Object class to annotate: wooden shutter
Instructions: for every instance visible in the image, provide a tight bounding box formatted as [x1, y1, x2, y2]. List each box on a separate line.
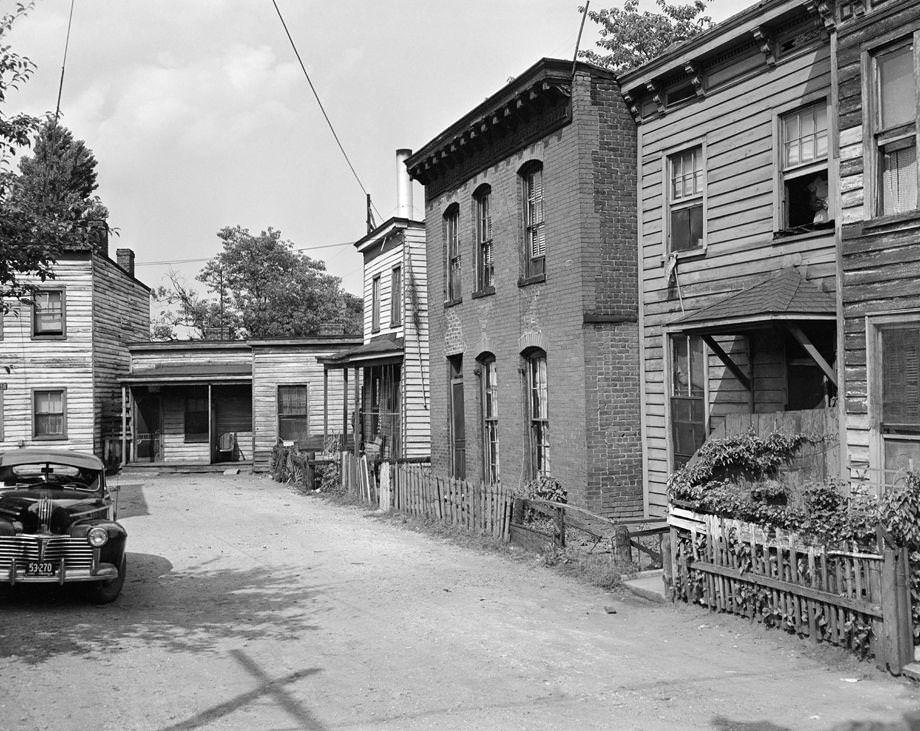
[882, 328, 920, 430]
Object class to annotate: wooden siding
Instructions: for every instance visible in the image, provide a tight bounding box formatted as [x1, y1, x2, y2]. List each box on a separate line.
[400, 225, 431, 458]
[92, 255, 150, 453]
[130, 344, 250, 371]
[837, 0, 920, 474]
[159, 388, 211, 463]
[638, 42, 836, 516]
[0, 257, 96, 452]
[251, 346, 348, 467]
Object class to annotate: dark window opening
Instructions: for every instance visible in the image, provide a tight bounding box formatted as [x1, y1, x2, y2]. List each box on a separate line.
[278, 385, 309, 443]
[783, 170, 832, 231]
[448, 355, 465, 479]
[184, 396, 209, 443]
[670, 204, 704, 252]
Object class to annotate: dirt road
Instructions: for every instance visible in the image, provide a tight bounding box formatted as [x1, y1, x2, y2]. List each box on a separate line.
[1, 472, 919, 730]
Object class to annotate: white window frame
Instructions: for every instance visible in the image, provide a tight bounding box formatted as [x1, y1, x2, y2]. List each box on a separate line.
[663, 330, 710, 471]
[663, 140, 707, 256]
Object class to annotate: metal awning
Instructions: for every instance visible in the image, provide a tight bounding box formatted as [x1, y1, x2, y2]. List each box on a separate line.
[120, 363, 252, 385]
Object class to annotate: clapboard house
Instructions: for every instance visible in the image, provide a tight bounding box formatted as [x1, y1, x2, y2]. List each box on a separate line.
[120, 338, 359, 470]
[0, 245, 150, 462]
[835, 0, 920, 489]
[320, 150, 431, 462]
[619, 0, 841, 516]
[406, 59, 642, 518]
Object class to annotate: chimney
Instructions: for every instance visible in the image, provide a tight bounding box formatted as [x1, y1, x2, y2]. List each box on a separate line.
[116, 248, 135, 278]
[396, 148, 413, 219]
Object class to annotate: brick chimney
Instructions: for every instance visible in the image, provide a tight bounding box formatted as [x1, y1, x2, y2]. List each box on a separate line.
[116, 248, 135, 278]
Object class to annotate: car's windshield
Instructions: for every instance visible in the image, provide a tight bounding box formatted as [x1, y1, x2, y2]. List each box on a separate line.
[0, 463, 102, 492]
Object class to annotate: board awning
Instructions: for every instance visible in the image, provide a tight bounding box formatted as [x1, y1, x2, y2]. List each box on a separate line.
[318, 334, 405, 369]
[669, 268, 836, 335]
[120, 362, 252, 385]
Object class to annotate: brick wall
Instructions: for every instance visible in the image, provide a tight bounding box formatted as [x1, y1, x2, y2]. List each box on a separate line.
[422, 65, 641, 518]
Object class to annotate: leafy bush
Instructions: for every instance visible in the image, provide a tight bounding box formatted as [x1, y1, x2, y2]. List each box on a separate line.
[516, 475, 567, 504]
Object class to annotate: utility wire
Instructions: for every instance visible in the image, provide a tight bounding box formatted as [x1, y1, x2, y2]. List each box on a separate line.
[270, 0, 383, 222]
[54, 0, 76, 123]
[134, 240, 357, 267]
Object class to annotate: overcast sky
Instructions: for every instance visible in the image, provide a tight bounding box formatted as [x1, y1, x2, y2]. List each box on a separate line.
[6, 0, 739, 298]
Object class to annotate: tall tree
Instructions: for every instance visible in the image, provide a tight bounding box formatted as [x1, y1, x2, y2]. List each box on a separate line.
[579, 0, 711, 74]
[152, 271, 232, 341]
[0, 3, 107, 311]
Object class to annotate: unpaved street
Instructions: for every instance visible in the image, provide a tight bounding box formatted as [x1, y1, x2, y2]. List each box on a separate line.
[2, 473, 920, 730]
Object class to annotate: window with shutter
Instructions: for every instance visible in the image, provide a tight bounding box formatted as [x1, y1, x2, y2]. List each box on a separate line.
[879, 325, 920, 477]
[474, 186, 494, 292]
[444, 205, 461, 302]
[873, 38, 919, 217]
[390, 266, 402, 327]
[521, 163, 545, 278]
[525, 349, 550, 477]
[371, 275, 381, 332]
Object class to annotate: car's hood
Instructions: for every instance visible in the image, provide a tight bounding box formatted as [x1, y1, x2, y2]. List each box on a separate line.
[0, 489, 109, 528]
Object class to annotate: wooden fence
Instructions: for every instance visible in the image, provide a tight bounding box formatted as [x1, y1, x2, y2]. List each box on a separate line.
[707, 408, 839, 484]
[339, 453, 513, 542]
[668, 506, 914, 674]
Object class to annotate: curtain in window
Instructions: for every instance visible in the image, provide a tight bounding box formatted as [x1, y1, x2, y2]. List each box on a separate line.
[34, 291, 63, 334]
[34, 390, 64, 436]
[278, 386, 308, 442]
[881, 142, 918, 215]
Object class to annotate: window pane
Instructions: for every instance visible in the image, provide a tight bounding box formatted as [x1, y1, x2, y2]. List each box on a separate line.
[882, 327, 920, 430]
[672, 337, 689, 396]
[878, 43, 916, 130]
[881, 140, 919, 215]
[34, 291, 63, 335]
[783, 102, 828, 168]
[671, 204, 703, 251]
[689, 336, 705, 397]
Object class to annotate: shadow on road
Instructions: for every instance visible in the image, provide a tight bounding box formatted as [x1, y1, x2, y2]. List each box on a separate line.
[111, 481, 149, 519]
[0, 551, 325, 665]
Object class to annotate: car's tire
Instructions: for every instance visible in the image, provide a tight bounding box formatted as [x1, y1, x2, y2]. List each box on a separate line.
[89, 554, 126, 604]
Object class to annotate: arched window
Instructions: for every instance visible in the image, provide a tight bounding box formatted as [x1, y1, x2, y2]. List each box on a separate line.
[443, 203, 461, 302]
[523, 348, 549, 477]
[473, 184, 494, 292]
[519, 161, 545, 279]
[478, 353, 499, 484]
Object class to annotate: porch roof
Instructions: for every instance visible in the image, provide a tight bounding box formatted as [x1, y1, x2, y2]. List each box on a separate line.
[120, 362, 252, 385]
[670, 268, 835, 335]
[318, 333, 404, 368]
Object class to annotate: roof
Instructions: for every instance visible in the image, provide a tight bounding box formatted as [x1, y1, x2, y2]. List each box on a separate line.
[670, 268, 836, 334]
[354, 217, 424, 253]
[0, 448, 104, 471]
[318, 333, 404, 368]
[406, 58, 616, 186]
[120, 362, 252, 384]
[128, 337, 362, 351]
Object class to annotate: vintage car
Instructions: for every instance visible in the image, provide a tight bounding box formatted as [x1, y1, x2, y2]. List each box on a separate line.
[0, 448, 126, 603]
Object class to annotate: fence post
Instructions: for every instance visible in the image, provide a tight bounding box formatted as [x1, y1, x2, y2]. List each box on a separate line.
[879, 544, 914, 674]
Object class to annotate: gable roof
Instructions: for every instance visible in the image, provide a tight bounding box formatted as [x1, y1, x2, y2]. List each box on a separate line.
[671, 268, 835, 334]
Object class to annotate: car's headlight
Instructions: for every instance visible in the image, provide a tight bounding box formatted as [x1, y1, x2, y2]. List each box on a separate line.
[87, 527, 108, 547]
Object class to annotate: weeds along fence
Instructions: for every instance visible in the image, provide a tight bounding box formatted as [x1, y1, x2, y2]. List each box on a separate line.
[668, 506, 914, 674]
[339, 453, 513, 542]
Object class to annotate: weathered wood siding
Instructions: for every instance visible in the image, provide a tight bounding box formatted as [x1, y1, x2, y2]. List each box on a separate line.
[129, 343, 251, 371]
[837, 0, 920, 472]
[251, 345, 349, 469]
[637, 39, 836, 516]
[0, 256, 96, 452]
[400, 225, 431, 459]
[92, 254, 150, 453]
[159, 387, 211, 463]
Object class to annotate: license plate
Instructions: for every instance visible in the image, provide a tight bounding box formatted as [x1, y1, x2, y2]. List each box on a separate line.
[23, 561, 58, 577]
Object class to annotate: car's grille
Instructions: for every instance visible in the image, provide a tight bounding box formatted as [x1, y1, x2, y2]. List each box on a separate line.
[0, 536, 94, 571]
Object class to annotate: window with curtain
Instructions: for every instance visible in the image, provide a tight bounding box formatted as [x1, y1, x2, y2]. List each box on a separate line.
[521, 163, 545, 278]
[33, 389, 65, 438]
[278, 385, 309, 443]
[479, 355, 499, 484]
[32, 290, 64, 337]
[475, 186, 494, 291]
[445, 205, 461, 301]
[526, 350, 550, 477]
[390, 265, 402, 327]
[667, 145, 705, 252]
[873, 39, 919, 216]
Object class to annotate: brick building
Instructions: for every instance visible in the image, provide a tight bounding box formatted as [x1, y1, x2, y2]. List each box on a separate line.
[406, 58, 641, 518]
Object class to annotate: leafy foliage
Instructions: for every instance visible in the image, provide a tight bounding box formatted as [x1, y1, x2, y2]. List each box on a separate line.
[579, 0, 712, 74]
[1, 7, 111, 312]
[154, 226, 363, 340]
[516, 474, 567, 504]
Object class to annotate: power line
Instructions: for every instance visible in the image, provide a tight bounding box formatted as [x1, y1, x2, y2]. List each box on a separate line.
[270, 0, 383, 222]
[53, 0, 76, 124]
[134, 240, 357, 267]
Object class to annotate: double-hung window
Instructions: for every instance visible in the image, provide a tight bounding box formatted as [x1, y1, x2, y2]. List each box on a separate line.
[184, 395, 209, 443]
[780, 101, 831, 230]
[33, 290, 64, 337]
[872, 38, 919, 217]
[522, 163, 545, 278]
[278, 385, 309, 443]
[480, 356, 499, 484]
[526, 350, 550, 477]
[475, 186, 494, 291]
[445, 206, 461, 302]
[371, 275, 381, 333]
[670, 335, 706, 468]
[390, 266, 402, 327]
[33, 389, 66, 439]
[667, 145, 705, 252]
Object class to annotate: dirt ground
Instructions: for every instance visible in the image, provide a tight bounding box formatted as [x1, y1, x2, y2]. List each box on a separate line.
[2, 472, 920, 730]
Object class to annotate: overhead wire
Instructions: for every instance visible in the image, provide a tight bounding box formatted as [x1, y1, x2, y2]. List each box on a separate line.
[134, 240, 358, 267]
[270, 0, 383, 223]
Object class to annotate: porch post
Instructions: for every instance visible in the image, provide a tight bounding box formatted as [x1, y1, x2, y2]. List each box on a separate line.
[121, 385, 127, 467]
[342, 368, 349, 448]
[208, 383, 213, 464]
[323, 368, 329, 446]
[354, 366, 361, 458]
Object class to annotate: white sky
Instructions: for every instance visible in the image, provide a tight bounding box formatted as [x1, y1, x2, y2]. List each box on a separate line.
[6, 0, 741, 298]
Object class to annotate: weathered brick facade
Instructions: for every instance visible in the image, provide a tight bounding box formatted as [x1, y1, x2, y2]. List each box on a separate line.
[407, 59, 641, 518]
